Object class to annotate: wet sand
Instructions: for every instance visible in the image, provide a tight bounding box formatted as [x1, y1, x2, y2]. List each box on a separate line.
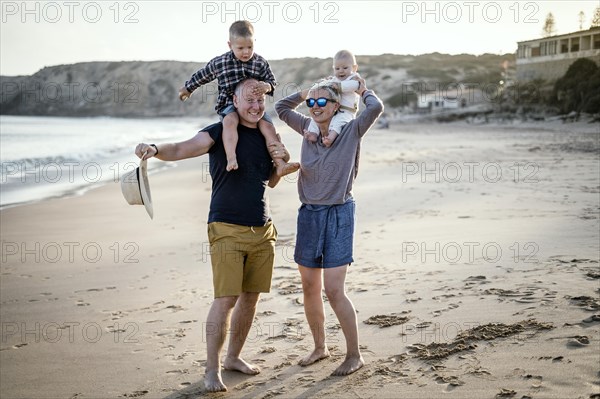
[1, 121, 599, 398]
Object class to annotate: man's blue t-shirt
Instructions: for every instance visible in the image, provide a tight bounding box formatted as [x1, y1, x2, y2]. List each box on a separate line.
[205, 122, 273, 226]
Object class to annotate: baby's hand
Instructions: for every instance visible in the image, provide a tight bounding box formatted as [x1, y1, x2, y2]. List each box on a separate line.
[252, 82, 271, 95]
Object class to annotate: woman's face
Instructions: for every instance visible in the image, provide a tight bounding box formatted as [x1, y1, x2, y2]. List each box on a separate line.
[307, 88, 339, 125]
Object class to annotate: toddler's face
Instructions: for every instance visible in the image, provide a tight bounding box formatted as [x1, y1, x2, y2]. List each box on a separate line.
[229, 36, 254, 62]
[333, 57, 358, 80]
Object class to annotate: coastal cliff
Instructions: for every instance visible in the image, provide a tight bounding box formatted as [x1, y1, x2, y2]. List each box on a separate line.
[0, 53, 513, 118]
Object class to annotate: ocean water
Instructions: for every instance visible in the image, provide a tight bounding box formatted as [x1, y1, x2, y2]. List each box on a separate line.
[0, 115, 212, 208]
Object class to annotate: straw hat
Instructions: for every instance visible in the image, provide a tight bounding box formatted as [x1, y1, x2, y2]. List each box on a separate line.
[120, 158, 153, 219]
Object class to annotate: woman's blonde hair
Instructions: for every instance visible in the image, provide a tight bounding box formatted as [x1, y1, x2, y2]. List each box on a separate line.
[309, 82, 341, 103]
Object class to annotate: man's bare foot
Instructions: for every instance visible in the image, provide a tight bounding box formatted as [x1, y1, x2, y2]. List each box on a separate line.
[223, 356, 261, 375]
[298, 347, 330, 366]
[276, 162, 300, 177]
[331, 355, 364, 376]
[303, 130, 318, 143]
[322, 131, 339, 147]
[204, 369, 227, 392]
[226, 158, 238, 172]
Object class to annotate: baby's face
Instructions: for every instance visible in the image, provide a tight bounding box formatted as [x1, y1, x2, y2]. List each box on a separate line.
[333, 57, 357, 80]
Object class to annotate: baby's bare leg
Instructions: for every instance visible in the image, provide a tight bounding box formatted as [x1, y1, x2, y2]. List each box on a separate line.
[304, 130, 318, 143]
[322, 130, 339, 147]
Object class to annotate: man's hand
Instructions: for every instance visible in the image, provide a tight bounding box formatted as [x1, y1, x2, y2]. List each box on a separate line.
[135, 143, 158, 160]
[179, 86, 191, 101]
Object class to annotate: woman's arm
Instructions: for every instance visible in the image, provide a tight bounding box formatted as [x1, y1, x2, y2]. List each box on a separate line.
[354, 91, 384, 138]
[275, 89, 311, 136]
[347, 76, 383, 137]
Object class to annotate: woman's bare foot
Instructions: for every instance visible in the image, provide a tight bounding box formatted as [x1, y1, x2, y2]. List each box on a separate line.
[223, 356, 261, 375]
[226, 158, 238, 172]
[331, 354, 364, 376]
[204, 368, 227, 392]
[298, 347, 330, 366]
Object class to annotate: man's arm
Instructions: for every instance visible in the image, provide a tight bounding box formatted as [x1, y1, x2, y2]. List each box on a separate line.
[136, 131, 215, 161]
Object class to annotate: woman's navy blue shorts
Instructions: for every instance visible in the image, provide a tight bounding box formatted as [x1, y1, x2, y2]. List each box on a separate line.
[294, 199, 355, 268]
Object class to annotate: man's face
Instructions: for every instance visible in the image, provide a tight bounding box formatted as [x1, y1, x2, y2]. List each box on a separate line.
[233, 82, 265, 127]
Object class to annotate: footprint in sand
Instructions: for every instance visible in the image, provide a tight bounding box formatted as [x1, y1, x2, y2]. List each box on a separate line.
[260, 346, 276, 353]
[258, 310, 276, 316]
[463, 275, 490, 289]
[582, 314, 600, 324]
[74, 288, 103, 293]
[566, 295, 600, 311]
[166, 369, 188, 374]
[364, 312, 411, 328]
[496, 388, 517, 397]
[566, 335, 590, 348]
[122, 390, 148, 398]
[523, 374, 543, 388]
[434, 374, 464, 387]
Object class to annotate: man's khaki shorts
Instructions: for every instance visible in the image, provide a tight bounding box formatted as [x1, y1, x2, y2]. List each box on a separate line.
[207, 221, 277, 298]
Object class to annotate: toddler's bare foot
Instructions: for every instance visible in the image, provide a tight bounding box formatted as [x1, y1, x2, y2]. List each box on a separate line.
[223, 356, 261, 375]
[226, 158, 238, 172]
[303, 130, 318, 143]
[331, 354, 364, 376]
[322, 131, 339, 147]
[204, 369, 227, 392]
[298, 347, 330, 366]
[276, 162, 300, 177]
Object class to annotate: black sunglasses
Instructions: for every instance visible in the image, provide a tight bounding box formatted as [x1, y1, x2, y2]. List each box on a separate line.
[306, 97, 337, 108]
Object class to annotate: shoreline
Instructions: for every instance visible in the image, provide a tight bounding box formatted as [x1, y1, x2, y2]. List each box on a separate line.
[0, 115, 213, 210]
[2, 117, 597, 211]
[0, 162, 177, 211]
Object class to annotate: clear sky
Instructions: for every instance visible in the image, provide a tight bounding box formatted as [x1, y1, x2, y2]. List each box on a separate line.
[1, 0, 598, 76]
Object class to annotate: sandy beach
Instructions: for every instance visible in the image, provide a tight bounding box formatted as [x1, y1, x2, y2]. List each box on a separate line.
[1, 120, 599, 399]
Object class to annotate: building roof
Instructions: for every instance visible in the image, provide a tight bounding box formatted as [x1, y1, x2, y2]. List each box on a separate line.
[517, 26, 600, 45]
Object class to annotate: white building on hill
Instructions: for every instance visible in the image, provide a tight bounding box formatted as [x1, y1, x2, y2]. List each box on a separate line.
[516, 27, 600, 81]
